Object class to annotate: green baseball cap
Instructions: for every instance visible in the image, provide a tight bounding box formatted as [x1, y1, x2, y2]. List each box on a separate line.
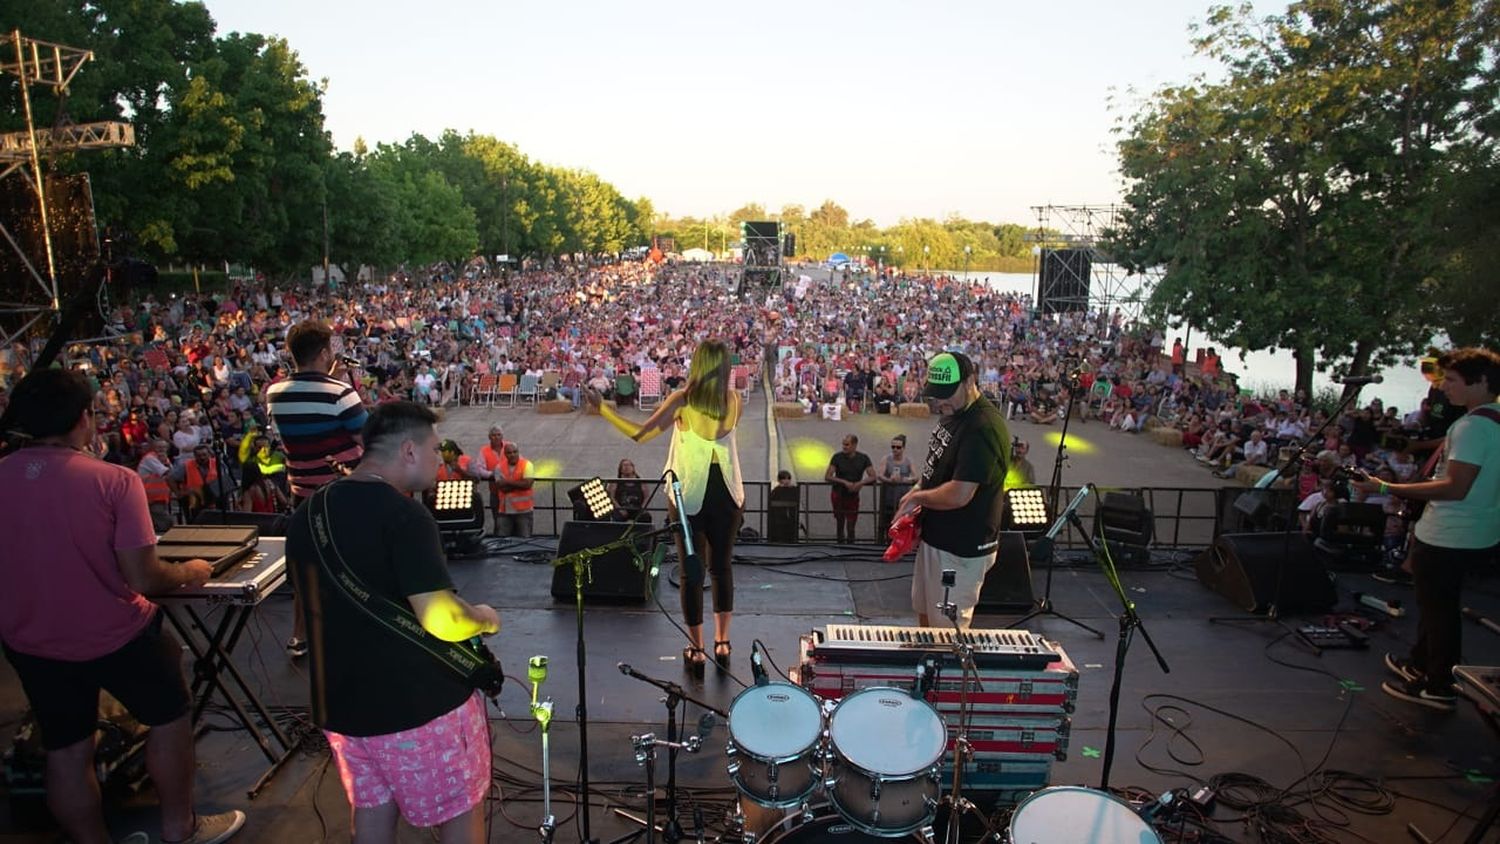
[924, 351, 975, 400]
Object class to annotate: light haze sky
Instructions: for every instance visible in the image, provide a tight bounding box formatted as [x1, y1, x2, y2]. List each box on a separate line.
[203, 0, 1244, 226]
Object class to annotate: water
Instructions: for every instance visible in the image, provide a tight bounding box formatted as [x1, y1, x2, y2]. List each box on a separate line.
[941, 270, 1432, 413]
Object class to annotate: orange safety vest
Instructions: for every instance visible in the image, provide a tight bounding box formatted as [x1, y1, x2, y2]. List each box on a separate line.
[437, 455, 472, 482]
[495, 457, 533, 514]
[480, 444, 504, 497]
[184, 459, 218, 492]
[140, 471, 172, 505]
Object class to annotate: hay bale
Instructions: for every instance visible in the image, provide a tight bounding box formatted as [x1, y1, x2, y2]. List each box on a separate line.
[897, 403, 931, 419]
[1235, 464, 1273, 485]
[1149, 427, 1183, 447]
[583, 400, 616, 416]
[538, 399, 573, 415]
[773, 402, 806, 419]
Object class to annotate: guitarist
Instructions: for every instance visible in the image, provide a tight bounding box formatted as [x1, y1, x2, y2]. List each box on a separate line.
[1353, 348, 1500, 711]
[286, 401, 499, 843]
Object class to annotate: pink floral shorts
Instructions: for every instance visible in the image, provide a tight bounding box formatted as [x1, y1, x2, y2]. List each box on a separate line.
[324, 692, 491, 827]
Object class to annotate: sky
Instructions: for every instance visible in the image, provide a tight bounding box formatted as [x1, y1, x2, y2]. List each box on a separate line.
[202, 0, 1245, 227]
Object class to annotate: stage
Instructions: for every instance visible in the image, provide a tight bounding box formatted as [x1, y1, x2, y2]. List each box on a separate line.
[2, 539, 1497, 843]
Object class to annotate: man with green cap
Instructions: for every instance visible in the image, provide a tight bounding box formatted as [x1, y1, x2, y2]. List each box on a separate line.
[895, 351, 1012, 628]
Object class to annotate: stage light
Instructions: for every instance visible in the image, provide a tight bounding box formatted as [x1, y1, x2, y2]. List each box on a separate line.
[1004, 487, 1051, 534]
[568, 478, 616, 521]
[426, 480, 484, 548]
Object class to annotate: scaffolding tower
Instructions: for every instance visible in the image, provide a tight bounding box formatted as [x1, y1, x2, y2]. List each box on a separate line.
[737, 220, 782, 299]
[0, 29, 134, 347]
[1024, 204, 1155, 322]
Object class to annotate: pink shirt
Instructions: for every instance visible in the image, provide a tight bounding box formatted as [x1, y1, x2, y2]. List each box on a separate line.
[0, 446, 157, 660]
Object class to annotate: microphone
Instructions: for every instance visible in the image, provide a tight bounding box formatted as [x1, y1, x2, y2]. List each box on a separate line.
[668, 470, 702, 582]
[912, 660, 927, 699]
[617, 661, 632, 676]
[1138, 790, 1177, 823]
[1335, 374, 1383, 385]
[528, 655, 548, 705]
[337, 354, 363, 369]
[751, 642, 768, 686]
[696, 712, 716, 740]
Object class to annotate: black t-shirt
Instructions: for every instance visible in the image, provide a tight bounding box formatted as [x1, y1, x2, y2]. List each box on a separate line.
[1422, 387, 1458, 441]
[918, 396, 1012, 557]
[829, 451, 874, 486]
[286, 480, 473, 736]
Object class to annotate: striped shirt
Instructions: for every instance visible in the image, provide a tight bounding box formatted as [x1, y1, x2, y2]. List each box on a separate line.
[266, 372, 367, 498]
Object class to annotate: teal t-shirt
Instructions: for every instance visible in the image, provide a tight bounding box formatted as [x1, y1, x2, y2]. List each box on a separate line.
[1415, 403, 1500, 549]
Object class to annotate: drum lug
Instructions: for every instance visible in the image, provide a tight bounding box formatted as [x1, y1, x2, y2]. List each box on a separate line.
[726, 761, 741, 781]
[766, 758, 779, 802]
[800, 801, 813, 824]
[917, 824, 935, 844]
[725, 745, 737, 758]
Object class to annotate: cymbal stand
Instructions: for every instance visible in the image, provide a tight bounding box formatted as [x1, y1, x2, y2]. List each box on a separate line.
[935, 571, 985, 844]
[611, 664, 727, 844]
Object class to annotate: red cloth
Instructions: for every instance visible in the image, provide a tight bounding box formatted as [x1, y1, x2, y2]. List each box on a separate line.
[0, 446, 158, 660]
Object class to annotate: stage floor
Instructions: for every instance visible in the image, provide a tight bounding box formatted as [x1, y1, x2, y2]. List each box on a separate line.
[3, 541, 1498, 843]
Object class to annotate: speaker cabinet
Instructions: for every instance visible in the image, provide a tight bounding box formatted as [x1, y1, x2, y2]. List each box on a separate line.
[977, 532, 1035, 612]
[550, 521, 659, 603]
[1194, 532, 1336, 614]
[767, 486, 799, 543]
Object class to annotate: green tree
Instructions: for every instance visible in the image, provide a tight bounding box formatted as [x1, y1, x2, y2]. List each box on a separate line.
[1110, 0, 1499, 394]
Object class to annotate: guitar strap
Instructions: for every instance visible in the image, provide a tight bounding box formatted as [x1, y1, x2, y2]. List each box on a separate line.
[305, 482, 502, 692]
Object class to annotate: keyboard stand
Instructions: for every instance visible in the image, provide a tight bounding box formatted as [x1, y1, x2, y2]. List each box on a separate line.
[155, 538, 298, 799]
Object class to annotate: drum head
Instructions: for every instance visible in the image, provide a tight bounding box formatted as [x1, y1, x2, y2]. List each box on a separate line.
[828, 688, 946, 775]
[729, 682, 822, 759]
[1009, 786, 1162, 844]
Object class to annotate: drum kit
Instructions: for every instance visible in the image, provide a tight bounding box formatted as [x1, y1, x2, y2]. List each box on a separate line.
[713, 573, 1165, 844]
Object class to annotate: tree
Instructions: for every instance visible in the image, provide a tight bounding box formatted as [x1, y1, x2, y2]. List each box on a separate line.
[1110, 0, 1500, 394]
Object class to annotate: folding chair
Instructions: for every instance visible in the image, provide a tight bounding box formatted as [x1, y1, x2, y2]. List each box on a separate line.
[494, 372, 518, 408]
[471, 373, 497, 407]
[516, 373, 539, 405]
[637, 368, 662, 410]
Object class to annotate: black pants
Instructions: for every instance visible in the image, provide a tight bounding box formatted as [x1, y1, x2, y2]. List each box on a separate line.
[675, 463, 742, 627]
[1409, 538, 1497, 692]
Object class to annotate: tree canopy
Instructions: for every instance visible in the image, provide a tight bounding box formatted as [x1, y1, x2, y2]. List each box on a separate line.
[1108, 0, 1500, 392]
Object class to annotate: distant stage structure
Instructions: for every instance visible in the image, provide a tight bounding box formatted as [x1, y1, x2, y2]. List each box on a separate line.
[1026, 204, 1154, 321]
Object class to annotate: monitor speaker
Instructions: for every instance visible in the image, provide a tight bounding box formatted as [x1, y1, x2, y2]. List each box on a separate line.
[1193, 532, 1336, 614]
[767, 486, 799, 543]
[977, 532, 1034, 612]
[550, 520, 659, 603]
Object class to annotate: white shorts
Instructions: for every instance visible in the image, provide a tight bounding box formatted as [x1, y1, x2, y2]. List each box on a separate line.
[911, 541, 996, 629]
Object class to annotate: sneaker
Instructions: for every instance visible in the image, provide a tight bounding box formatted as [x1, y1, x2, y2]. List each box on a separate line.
[1381, 679, 1457, 712]
[1383, 652, 1420, 684]
[1372, 568, 1413, 586]
[164, 811, 246, 844]
[286, 637, 308, 659]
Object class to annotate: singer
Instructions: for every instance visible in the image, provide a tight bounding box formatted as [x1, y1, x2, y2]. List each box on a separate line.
[1351, 348, 1500, 712]
[586, 340, 745, 678]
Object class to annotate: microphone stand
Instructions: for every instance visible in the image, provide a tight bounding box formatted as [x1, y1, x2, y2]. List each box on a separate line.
[1009, 372, 1104, 639]
[530, 656, 557, 844]
[935, 575, 980, 844]
[552, 523, 679, 844]
[1059, 487, 1169, 791]
[611, 664, 728, 844]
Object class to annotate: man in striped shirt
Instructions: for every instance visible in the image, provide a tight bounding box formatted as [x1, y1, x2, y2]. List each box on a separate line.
[267, 321, 367, 658]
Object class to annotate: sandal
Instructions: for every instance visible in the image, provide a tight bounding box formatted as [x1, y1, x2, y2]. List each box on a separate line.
[714, 640, 732, 668]
[683, 646, 706, 678]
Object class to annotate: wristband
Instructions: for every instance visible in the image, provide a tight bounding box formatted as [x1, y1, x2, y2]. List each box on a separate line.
[1379, 481, 1390, 495]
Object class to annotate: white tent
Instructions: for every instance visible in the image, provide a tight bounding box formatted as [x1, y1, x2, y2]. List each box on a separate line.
[681, 247, 715, 262]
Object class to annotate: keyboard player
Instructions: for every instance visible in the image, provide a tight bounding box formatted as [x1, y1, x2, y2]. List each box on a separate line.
[0, 367, 246, 844]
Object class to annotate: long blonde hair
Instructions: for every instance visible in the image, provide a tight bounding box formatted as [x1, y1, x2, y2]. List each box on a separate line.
[683, 339, 731, 420]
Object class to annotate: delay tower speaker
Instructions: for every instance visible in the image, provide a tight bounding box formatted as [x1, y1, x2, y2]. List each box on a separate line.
[550, 521, 659, 603]
[976, 532, 1035, 612]
[1193, 532, 1336, 614]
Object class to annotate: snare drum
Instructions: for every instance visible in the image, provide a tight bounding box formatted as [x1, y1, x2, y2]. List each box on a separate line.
[727, 682, 824, 807]
[826, 687, 946, 836]
[1008, 786, 1163, 844]
[759, 807, 926, 842]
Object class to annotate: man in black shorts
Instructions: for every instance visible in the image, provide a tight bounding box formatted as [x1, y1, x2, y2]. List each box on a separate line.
[0, 368, 245, 844]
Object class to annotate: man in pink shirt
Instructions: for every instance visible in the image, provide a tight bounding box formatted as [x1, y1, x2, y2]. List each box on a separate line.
[0, 369, 245, 844]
